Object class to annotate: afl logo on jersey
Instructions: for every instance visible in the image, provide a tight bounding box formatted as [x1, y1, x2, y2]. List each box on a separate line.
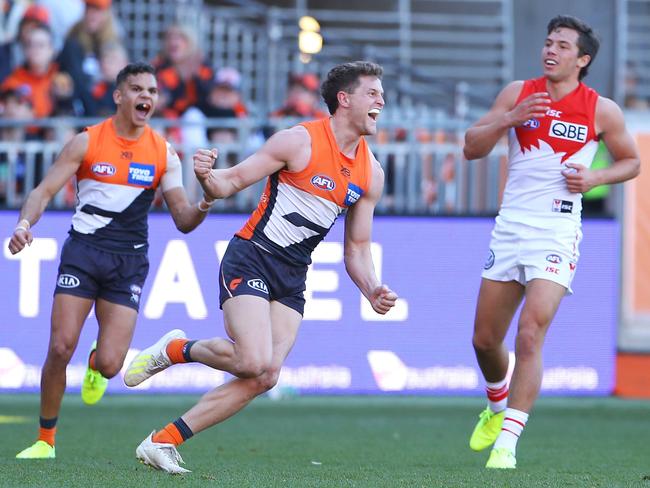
[91, 162, 116, 176]
[522, 118, 540, 130]
[311, 174, 336, 191]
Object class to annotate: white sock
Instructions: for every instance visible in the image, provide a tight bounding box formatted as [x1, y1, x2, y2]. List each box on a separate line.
[493, 407, 529, 454]
[486, 377, 508, 413]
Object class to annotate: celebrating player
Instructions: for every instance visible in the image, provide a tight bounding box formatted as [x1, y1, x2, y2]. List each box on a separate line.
[123, 61, 398, 474]
[463, 15, 640, 469]
[11, 62, 212, 459]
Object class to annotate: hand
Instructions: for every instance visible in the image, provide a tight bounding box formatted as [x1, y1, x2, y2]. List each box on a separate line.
[193, 148, 218, 182]
[506, 92, 551, 128]
[8, 225, 33, 255]
[562, 162, 598, 193]
[369, 284, 398, 315]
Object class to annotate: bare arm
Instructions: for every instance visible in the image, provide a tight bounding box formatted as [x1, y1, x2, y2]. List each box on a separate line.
[463, 81, 551, 160]
[159, 143, 211, 233]
[563, 97, 640, 193]
[194, 126, 311, 199]
[344, 155, 397, 315]
[7, 132, 88, 255]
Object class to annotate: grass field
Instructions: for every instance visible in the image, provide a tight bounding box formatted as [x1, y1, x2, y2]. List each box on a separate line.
[1, 394, 649, 487]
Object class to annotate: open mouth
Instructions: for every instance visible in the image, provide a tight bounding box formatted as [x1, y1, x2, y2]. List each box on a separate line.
[368, 108, 381, 121]
[135, 102, 152, 117]
[544, 59, 558, 67]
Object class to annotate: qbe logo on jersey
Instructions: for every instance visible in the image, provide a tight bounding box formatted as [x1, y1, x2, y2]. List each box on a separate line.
[549, 120, 588, 143]
[128, 163, 156, 187]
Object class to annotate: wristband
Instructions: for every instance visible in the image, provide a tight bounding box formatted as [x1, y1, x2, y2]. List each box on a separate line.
[14, 219, 31, 233]
[197, 198, 214, 212]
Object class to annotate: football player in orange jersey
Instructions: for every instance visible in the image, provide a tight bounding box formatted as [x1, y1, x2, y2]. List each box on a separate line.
[124, 61, 398, 474]
[10, 62, 213, 460]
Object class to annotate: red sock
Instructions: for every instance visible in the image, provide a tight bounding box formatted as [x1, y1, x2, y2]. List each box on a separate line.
[166, 339, 190, 364]
[38, 427, 56, 447]
[152, 423, 183, 446]
[88, 350, 97, 370]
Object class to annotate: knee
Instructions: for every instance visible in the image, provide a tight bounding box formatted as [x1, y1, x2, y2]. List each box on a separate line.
[472, 330, 501, 354]
[234, 358, 270, 379]
[515, 324, 543, 359]
[94, 355, 122, 379]
[253, 367, 281, 394]
[48, 337, 77, 365]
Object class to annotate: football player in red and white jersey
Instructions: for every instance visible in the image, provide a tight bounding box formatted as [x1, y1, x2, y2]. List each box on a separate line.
[463, 15, 640, 469]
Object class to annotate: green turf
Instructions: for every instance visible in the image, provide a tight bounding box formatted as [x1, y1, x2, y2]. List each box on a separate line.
[1, 394, 649, 487]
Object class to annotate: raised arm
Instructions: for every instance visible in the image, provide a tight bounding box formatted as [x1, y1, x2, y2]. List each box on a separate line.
[193, 126, 311, 200]
[463, 81, 551, 160]
[344, 155, 397, 315]
[159, 143, 210, 233]
[7, 132, 88, 255]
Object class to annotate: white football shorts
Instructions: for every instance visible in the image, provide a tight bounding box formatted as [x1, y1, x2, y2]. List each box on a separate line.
[481, 216, 582, 294]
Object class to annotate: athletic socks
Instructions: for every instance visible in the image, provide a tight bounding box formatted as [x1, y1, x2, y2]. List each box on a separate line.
[152, 418, 194, 446]
[166, 339, 196, 364]
[493, 407, 529, 454]
[88, 350, 97, 371]
[38, 416, 57, 447]
[486, 377, 509, 413]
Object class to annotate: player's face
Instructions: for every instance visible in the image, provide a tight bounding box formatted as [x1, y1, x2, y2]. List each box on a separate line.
[541, 27, 589, 82]
[346, 76, 384, 136]
[114, 73, 158, 126]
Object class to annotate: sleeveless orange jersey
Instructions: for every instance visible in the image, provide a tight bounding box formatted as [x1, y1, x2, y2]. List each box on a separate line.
[237, 118, 373, 265]
[71, 118, 168, 252]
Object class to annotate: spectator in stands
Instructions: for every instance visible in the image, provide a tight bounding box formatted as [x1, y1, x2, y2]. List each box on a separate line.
[201, 67, 247, 144]
[0, 87, 36, 202]
[37, 0, 84, 52]
[272, 73, 327, 119]
[1, 24, 74, 118]
[88, 40, 128, 116]
[57, 0, 122, 115]
[154, 22, 213, 119]
[0, 1, 42, 83]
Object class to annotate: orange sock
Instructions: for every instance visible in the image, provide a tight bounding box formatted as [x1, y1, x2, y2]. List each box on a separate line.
[152, 423, 183, 446]
[166, 339, 190, 364]
[38, 427, 56, 447]
[88, 350, 97, 370]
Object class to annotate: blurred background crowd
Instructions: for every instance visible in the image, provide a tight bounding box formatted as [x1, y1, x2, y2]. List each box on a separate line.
[0, 0, 647, 215]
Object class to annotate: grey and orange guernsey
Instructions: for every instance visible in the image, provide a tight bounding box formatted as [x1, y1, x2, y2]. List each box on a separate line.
[70, 117, 183, 253]
[236, 118, 373, 266]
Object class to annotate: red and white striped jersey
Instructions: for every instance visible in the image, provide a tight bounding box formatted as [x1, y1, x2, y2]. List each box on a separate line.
[501, 77, 600, 226]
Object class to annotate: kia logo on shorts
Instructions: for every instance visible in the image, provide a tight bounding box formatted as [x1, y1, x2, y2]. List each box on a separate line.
[247, 279, 269, 294]
[91, 162, 116, 177]
[57, 274, 80, 288]
[311, 174, 336, 191]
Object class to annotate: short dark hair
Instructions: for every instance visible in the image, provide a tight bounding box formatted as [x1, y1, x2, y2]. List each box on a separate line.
[321, 61, 383, 115]
[547, 15, 599, 80]
[116, 62, 156, 87]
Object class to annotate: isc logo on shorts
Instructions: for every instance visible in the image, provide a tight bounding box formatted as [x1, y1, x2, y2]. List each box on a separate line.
[57, 274, 80, 288]
[128, 163, 155, 186]
[548, 120, 588, 143]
